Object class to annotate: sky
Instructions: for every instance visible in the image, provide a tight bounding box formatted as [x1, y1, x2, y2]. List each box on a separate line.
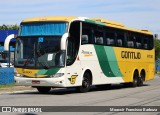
[0, 0, 160, 37]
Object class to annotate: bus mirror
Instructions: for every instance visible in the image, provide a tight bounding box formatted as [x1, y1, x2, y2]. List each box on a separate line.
[61, 33, 69, 50]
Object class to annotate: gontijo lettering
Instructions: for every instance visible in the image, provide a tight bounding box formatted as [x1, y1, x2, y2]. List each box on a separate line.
[121, 51, 141, 59]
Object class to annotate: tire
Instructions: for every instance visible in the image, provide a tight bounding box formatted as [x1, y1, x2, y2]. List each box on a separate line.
[138, 71, 145, 86]
[37, 87, 51, 94]
[77, 72, 91, 93]
[131, 71, 139, 87]
[132, 76, 138, 87]
[138, 75, 144, 86]
[124, 77, 138, 87]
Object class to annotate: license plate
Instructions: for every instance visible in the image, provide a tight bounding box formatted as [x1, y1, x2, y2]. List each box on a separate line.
[32, 80, 40, 84]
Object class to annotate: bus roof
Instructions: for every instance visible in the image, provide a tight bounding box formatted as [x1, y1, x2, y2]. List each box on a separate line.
[90, 18, 153, 35]
[21, 16, 153, 35]
[21, 16, 77, 23]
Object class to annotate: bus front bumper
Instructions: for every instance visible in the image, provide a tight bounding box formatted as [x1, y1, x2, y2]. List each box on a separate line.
[14, 76, 65, 87]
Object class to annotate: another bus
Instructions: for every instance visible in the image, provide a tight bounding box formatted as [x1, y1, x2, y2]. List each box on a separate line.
[14, 16, 155, 93]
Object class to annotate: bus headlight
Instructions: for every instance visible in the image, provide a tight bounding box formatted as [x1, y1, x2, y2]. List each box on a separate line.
[14, 68, 24, 77]
[50, 73, 64, 78]
[14, 72, 24, 77]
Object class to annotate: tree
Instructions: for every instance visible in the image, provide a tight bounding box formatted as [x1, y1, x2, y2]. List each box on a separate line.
[0, 24, 19, 30]
[154, 38, 160, 60]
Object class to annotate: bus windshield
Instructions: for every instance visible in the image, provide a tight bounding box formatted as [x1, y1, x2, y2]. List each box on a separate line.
[14, 22, 67, 68]
[14, 36, 65, 68]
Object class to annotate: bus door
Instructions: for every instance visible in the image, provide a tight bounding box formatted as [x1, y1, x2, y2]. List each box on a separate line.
[65, 21, 81, 86]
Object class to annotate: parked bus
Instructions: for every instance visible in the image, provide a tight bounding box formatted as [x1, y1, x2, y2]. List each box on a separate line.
[14, 16, 155, 93]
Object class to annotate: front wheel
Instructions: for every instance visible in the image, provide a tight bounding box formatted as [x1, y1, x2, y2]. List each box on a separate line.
[77, 72, 92, 93]
[37, 87, 51, 94]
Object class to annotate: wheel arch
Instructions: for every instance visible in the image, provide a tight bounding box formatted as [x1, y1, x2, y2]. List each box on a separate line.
[81, 68, 93, 85]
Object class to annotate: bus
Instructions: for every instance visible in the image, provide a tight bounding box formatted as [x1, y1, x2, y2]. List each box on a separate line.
[14, 16, 155, 93]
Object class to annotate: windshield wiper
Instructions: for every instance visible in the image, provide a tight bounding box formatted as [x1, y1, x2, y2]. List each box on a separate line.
[23, 48, 35, 67]
[23, 56, 33, 67]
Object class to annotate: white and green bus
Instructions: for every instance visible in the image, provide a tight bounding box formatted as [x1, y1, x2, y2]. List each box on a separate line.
[14, 16, 155, 93]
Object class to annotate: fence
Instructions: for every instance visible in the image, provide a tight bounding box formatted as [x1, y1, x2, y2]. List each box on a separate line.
[0, 67, 14, 85]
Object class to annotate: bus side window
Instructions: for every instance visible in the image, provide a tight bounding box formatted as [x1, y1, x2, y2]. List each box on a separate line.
[105, 31, 115, 46]
[144, 44, 148, 49]
[126, 32, 135, 48]
[136, 42, 142, 48]
[106, 38, 110, 45]
[148, 35, 154, 50]
[82, 26, 92, 44]
[117, 39, 122, 46]
[95, 37, 103, 44]
[127, 41, 134, 47]
[82, 35, 88, 44]
[117, 30, 126, 47]
[109, 38, 115, 45]
[143, 38, 148, 49]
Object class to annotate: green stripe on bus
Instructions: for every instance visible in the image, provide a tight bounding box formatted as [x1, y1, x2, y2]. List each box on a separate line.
[37, 68, 60, 75]
[94, 45, 122, 77]
[37, 69, 48, 75]
[45, 68, 60, 75]
[85, 19, 105, 26]
[104, 47, 122, 77]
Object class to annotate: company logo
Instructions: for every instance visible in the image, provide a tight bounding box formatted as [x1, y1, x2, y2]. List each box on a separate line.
[82, 50, 93, 57]
[68, 75, 78, 85]
[121, 51, 141, 59]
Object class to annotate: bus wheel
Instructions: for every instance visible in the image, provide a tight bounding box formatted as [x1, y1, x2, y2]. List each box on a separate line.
[77, 72, 91, 93]
[138, 70, 145, 86]
[131, 71, 139, 87]
[37, 87, 51, 94]
[137, 77, 143, 86]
